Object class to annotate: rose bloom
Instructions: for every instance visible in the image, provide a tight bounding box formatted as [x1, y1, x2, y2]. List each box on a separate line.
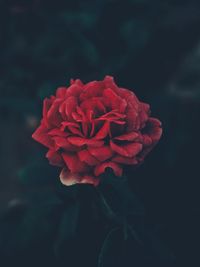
[32, 76, 162, 186]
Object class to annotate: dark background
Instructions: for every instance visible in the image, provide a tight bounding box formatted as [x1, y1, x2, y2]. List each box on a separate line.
[0, 0, 200, 266]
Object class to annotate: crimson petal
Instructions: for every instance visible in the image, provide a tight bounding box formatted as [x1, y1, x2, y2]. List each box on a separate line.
[114, 132, 139, 141]
[46, 149, 64, 167]
[110, 141, 142, 157]
[78, 149, 100, 166]
[88, 146, 113, 161]
[68, 137, 104, 147]
[62, 152, 90, 173]
[32, 124, 54, 149]
[112, 155, 138, 165]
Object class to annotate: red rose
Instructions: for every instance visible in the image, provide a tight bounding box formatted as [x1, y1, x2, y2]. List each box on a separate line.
[32, 76, 162, 186]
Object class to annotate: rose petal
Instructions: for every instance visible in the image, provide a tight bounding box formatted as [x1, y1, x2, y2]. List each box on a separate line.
[80, 97, 106, 114]
[93, 121, 110, 139]
[78, 149, 100, 166]
[88, 146, 113, 161]
[103, 76, 119, 94]
[62, 152, 90, 173]
[103, 88, 126, 112]
[66, 84, 83, 97]
[94, 161, 122, 177]
[53, 136, 80, 151]
[80, 81, 104, 100]
[67, 137, 104, 147]
[70, 79, 84, 86]
[48, 128, 69, 137]
[60, 168, 99, 186]
[112, 155, 138, 165]
[42, 98, 53, 126]
[110, 141, 142, 157]
[144, 118, 162, 143]
[46, 149, 64, 167]
[56, 87, 67, 98]
[60, 168, 81, 186]
[65, 96, 78, 120]
[114, 132, 139, 141]
[32, 124, 54, 149]
[47, 99, 62, 127]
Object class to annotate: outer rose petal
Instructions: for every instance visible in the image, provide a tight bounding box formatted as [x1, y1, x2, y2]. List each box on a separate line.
[103, 76, 119, 94]
[78, 149, 100, 166]
[43, 98, 53, 127]
[94, 161, 123, 177]
[46, 149, 64, 167]
[65, 84, 83, 97]
[80, 81, 104, 100]
[47, 99, 62, 127]
[62, 152, 90, 173]
[60, 168, 99, 186]
[56, 87, 67, 98]
[112, 155, 138, 165]
[70, 78, 84, 86]
[110, 141, 142, 157]
[146, 118, 162, 142]
[32, 124, 54, 149]
[60, 168, 81, 185]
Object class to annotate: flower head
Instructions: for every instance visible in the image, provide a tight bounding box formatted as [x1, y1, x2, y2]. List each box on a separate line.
[32, 76, 162, 186]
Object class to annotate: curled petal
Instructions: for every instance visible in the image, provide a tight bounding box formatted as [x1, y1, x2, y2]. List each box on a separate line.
[60, 168, 99, 186]
[60, 168, 81, 186]
[94, 161, 122, 177]
[110, 141, 142, 157]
